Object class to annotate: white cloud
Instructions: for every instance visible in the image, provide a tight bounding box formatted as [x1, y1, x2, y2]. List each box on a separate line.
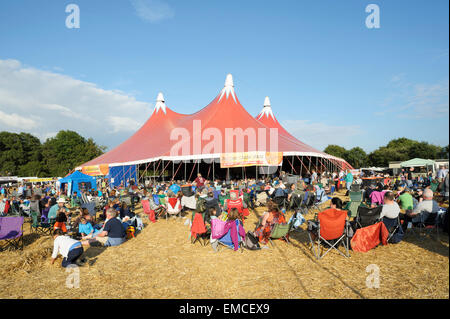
[130, 0, 174, 23]
[0, 109, 39, 129]
[281, 119, 362, 151]
[107, 116, 142, 133]
[376, 75, 449, 119]
[0, 58, 152, 147]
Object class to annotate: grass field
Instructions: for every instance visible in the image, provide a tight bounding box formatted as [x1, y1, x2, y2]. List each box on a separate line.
[0, 191, 448, 299]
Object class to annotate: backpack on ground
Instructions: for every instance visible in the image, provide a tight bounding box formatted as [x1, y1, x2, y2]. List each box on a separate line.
[244, 231, 261, 250]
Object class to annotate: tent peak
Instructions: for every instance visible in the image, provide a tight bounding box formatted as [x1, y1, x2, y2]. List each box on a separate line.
[257, 96, 275, 120]
[219, 74, 237, 103]
[153, 92, 167, 114]
[224, 73, 234, 87]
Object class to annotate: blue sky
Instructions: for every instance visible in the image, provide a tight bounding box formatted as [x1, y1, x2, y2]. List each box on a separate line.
[0, 0, 448, 153]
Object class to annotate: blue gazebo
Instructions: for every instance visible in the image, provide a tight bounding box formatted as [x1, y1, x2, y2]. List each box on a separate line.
[58, 171, 96, 197]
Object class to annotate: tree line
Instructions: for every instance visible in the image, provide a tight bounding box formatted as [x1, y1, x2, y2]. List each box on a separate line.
[1, 131, 448, 177]
[0, 131, 105, 178]
[324, 138, 449, 169]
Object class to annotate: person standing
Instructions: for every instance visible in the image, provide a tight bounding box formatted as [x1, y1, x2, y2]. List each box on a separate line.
[194, 173, 206, 191]
[345, 170, 354, 192]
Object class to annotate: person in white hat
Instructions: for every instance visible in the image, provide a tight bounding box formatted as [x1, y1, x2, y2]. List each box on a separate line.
[48, 197, 69, 221]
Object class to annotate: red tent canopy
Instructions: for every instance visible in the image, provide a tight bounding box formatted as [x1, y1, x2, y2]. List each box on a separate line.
[79, 75, 351, 170]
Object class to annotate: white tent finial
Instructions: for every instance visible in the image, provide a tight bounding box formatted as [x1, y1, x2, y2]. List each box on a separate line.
[154, 92, 167, 114]
[257, 96, 274, 120]
[219, 74, 237, 103]
[225, 74, 234, 87]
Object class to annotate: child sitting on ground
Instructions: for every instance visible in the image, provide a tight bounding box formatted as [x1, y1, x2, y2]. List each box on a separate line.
[78, 217, 99, 239]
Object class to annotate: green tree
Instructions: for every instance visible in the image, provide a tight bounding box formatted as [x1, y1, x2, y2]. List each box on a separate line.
[344, 147, 368, 168]
[324, 145, 347, 159]
[41, 130, 105, 177]
[439, 145, 449, 159]
[0, 132, 44, 176]
[408, 141, 442, 159]
[368, 146, 409, 167]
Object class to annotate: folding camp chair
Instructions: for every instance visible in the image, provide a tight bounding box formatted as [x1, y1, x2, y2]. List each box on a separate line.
[273, 195, 287, 210]
[313, 190, 327, 212]
[382, 216, 404, 244]
[288, 193, 304, 211]
[30, 211, 53, 235]
[355, 206, 383, 229]
[152, 194, 160, 205]
[190, 211, 209, 246]
[414, 212, 440, 240]
[304, 192, 316, 215]
[217, 219, 245, 253]
[307, 209, 350, 259]
[268, 221, 293, 247]
[167, 197, 182, 219]
[158, 195, 167, 206]
[0, 217, 24, 251]
[349, 191, 363, 202]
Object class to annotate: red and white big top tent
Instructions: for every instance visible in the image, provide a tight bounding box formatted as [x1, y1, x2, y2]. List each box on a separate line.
[78, 74, 351, 182]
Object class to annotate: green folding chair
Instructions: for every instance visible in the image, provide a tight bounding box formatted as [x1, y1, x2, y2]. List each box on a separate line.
[30, 211, 53, 235]
[268, 222, 293, 247]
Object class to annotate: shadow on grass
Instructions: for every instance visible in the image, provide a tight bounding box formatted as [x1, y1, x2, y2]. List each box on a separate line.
[402, 229, 449, 258]
[287, 229, 367, 299]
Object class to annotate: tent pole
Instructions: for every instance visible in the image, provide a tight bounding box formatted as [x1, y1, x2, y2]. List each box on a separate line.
[308, 157, 311, 174]
[212, 159, 215, 181]
[291, 156, 294, 174]
[197, 160, 200, 176]
[172, 161, 175, 181]
[162, 160, 165, 183]
[300, 156, 303, 177]
[184, 161, 187, 182]
[256, 165, 258, 180]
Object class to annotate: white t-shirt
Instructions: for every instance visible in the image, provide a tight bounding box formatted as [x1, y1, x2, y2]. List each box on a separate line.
[380, 202, 400, 219]
[51, 236, 81, 259]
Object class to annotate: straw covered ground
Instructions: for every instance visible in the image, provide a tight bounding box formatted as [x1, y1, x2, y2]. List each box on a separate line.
[0, 190, 448, 299]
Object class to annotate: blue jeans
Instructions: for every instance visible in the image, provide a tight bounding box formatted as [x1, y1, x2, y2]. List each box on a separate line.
[105, 237, 125, 247]
[62, 247, 84, 268]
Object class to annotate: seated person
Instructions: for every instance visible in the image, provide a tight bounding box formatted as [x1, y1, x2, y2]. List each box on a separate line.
[53, 208, 68, 233]
[205, 191, 221, 219]
[402, 188, 440, 231]
[253, 201, 286, 246]
[78, 217, 97, 239]
[380, 191, 400, 219]
[214, 208, 246, 251]
[83, 208, 125, 247]
[308, 197, 348, 239]
[119, 202, 135, 223]
[396, 186, 414, 214]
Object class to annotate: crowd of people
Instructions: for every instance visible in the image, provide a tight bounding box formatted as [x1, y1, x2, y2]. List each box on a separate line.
[0, 165, 448, 267]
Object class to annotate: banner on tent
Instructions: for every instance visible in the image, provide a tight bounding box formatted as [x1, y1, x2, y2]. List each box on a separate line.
[82, 164, 110, 176]
[220, 152, 283, 168]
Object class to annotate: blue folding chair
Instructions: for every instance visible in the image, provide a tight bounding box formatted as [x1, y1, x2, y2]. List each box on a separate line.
[218, 220, 245, 252]
[153, 194, 160, 205]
